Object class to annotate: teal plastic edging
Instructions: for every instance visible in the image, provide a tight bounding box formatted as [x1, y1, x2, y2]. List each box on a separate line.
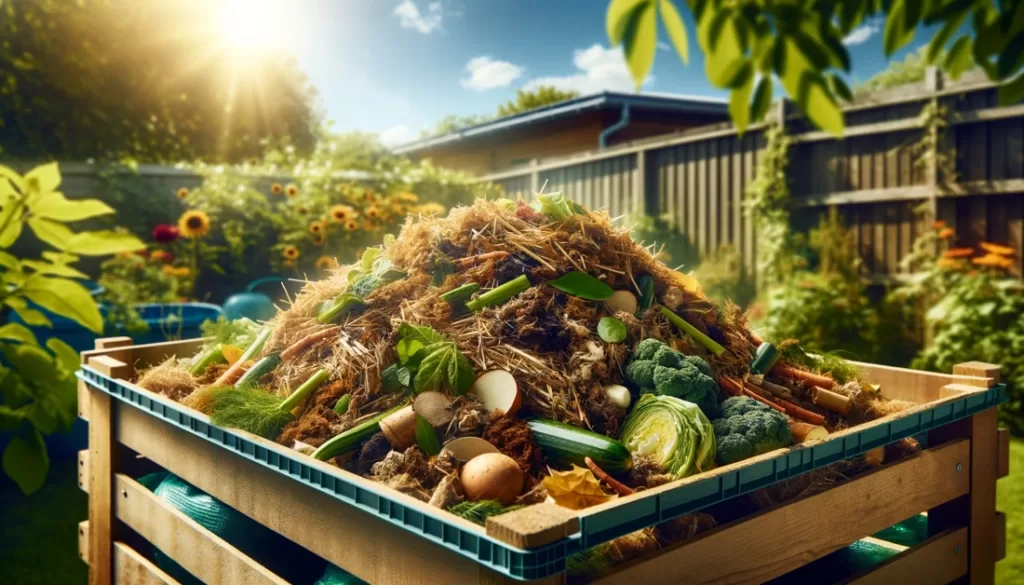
[76, 365, 1005, 582]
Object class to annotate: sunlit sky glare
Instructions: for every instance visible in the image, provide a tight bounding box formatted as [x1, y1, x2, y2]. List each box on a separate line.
[221, 1, 944, 146]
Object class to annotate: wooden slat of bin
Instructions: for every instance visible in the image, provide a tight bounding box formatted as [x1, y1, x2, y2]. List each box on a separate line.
[113, 405, 558, 585]
[997, 428, 1010, 479]
[79, 450, 90, 494]
[591, 439, 970, 585]
[850, 361, 993, 403]
[79, 520, 90, 565]
[114, 474, 288, 585]
[841, 527, 968, 585]
[113, 542, 182, 585]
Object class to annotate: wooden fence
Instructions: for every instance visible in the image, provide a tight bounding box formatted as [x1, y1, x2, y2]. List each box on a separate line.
[480, 69, 1024, 281]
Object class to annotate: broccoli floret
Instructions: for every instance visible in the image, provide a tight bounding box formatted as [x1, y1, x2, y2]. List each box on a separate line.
[626, 339, 721, 418]
[711, 396, 792, 465]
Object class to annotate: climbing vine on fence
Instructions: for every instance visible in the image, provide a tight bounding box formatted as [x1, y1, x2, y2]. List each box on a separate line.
[744, 122, 795, 286]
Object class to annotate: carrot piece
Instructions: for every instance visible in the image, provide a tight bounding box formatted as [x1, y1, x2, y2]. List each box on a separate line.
[750, 332, 765, 345]
[742, 388, 787, 413]
[776, 399, 827, 426]
[454, 251, 510, 269]
[771, 364, 836, 390]
[280, 326, 342, 361]
[717, 375, 745, 397]
[584, 456, 635, 497]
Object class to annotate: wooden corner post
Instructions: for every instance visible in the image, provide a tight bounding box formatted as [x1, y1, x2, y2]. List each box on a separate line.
[83, 337, 135, 585]
[928, 361, 1001, 585]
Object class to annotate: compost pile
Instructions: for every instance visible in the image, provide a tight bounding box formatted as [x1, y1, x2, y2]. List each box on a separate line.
[137, 195, 915, 578]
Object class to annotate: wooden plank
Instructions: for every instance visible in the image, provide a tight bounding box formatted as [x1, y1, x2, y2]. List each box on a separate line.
[995, 512, 1007, 562]
[115, 474, 289, 585]
[486, 503, 580, 549]
[697, 141, 708, 255]
[841, 527, 968, 585]
[88, 387, 115, 585]
[79, 520, 90, 565]
[720, 139, 733, 245]
[113, 542, 182, 585]
[687, 144, 697, 241]
[79, 449, 89, 494]
[113, 405, 558, 585]
[708, 139, 719, 252]
[88, 356, 132, 381]
[998, 428, 1010, 479]
[952, 362, 1001, 382]
[79, 379, 91, 422]
[850, 360, 994, 403]
[591, 439, 970, 585]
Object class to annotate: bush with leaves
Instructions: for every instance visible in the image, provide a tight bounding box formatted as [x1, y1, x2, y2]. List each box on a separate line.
[888, 221, 1024, 433]
[97, 251, 186, 335]
[0, 163, 145, 494]
[605, 0, 1022, 135]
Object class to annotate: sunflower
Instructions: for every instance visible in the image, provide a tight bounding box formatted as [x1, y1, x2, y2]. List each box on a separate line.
[271, 183, 284, 195]
[315, 256, 339, 271]
[283, 246, 300, 260]
[162, 265, 190, 278]
[938, 227, 954, 239]
[309, 221, 324, 235]
[944, 248, 974, 258]
[176, 187, 189, 200]
[390, 203, 404, 215]
[312, 233, 325, 246]
[178, 210, 211, 238]
[330, 205, 356, 223]
[284, 259, 297, 269]
[397, 192, 419, 203]
[980, 242, 1014, 256]
[344, 219, 359, 231]
[365, 205, 382, 219]
[285, 184, 299, 198]
[296, 205, 309, 215]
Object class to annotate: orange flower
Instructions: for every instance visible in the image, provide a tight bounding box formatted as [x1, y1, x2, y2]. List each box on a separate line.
[330, 205, 356, 223]
[176, 187, 189, 200]
[150, 250, 172, 262]
[971, 254, 1013, 268]
[979, 242, 1014, 256]
[944, 248, 974, 259]
[315, 256, 339, 271]
[344, 219, 359, 231]
[365, 205, 382, 219]
[932, 220, 946, 229]
[936, 258, 964, 270]
[938, 228, 954, 240]
[309, 221, 324, 235]
[177, 210, 211, 238]
[271, 183, 284, 195]
[283, 246, 300, 260]
[285, 184, 299, 198]
[162, 265, 190, 278]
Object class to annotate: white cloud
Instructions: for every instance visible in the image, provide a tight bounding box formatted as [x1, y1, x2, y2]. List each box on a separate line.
[523, 44, 651, 95]
[393, 0, 443, 34]
[843, 20, 881, 46]
[379, 124, 418, 147]
[460, 56, 524, 91]
[658, 41, 671, 51]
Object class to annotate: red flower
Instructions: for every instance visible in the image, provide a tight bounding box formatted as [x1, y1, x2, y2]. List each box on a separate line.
[152, 224, 180, 244]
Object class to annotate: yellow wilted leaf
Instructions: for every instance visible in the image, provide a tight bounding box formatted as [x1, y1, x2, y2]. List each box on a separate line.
[670, 270, 703, 294]
[222, 345, 244, 366]
[541, 465, 616, 510]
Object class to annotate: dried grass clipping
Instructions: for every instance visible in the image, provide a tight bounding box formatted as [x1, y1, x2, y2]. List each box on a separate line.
[136, 359, 196, 401]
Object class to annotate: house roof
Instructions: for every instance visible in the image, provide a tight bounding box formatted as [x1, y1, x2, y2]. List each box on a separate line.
[390, 91, 728, 155]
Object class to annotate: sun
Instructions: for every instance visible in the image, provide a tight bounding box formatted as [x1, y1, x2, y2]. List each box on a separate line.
[219, 0, 277, 50]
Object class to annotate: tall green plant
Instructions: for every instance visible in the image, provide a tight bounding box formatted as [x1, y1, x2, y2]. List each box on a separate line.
[0, 163, 144, 494]
[745, 122, 796, 286]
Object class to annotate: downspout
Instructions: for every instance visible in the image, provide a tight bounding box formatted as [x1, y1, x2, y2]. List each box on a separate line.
[598, 103, 631, 149]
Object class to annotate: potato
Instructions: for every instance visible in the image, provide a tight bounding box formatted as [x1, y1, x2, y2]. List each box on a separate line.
[460, 452, 524, 505]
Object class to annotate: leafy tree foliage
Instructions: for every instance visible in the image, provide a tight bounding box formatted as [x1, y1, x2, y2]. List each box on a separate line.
[606, 0, 1024, 135]
[426, 86, 581, 137]
[0, 0, 319, 162]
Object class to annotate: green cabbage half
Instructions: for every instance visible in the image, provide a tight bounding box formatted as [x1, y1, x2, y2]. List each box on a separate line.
[619, 394, 717, 478]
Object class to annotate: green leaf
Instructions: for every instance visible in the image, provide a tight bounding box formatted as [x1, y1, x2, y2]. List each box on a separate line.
[622, 0, 658, 89]
[0, 405, 30, 431]
[729, 65, 755, 133]
[547, 271, 615, 300]
[27, 217, 74, 250]
[31, 193, 114, 222]
[0, 323, 38, 345]
[360, 247, 381, 272]
[750, 76, 773, 123]
[828, 74, 854, 102]
[658, 0, 689, 64]
[63, 231, 147, 256]
[20, 259, 88, 279]
[700, 11, 745, 89]
[0, 250, 18, 270]
[3, 428, 49, 495]
[21, 276, 103, 333]
[414, 348, 451, 394]
[0, 166, 26, 193]
[780, 40, 844, 136]
[448, 350, 476, 395]
[7, 344, 60, 384]
[598, 317, 628, 343]
[998, 71, 1024, 105]
[883, 0, 918, 56]
[398, 323, 446, 346]
[926, 13, 968, 64]
[47, 338, 80, 375]
[415, 415, 442, 456]
[945, 36, 974, 80]
[607, 0, 650, 46]
[0, 200, 25, 248]
[25, 163, 61, 195]
[5, 298, 52, 328]
[397, 337, 425, 366]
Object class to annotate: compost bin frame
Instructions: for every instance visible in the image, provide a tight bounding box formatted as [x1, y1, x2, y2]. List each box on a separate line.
[76, 336, 1010, 585]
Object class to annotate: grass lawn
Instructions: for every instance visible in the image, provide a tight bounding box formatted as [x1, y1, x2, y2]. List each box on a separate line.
[997, 438, 1024, 584]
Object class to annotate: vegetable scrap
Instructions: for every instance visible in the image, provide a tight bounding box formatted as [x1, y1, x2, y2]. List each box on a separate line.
[136, 196, 920, 580]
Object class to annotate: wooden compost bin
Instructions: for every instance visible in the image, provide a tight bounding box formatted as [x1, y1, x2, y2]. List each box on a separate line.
[76, 336, 1011, 585]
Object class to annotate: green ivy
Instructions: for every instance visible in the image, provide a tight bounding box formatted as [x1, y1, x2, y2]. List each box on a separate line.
[744, 122, 795, 286]
[0, 163, 144, 494]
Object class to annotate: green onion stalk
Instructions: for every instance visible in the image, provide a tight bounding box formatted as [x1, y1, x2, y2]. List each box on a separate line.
[210, 369, 330, 439]
[465, 275, 530, 312]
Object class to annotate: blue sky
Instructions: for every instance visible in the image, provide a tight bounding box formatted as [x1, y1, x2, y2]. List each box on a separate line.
[265, 1, 937, 145]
